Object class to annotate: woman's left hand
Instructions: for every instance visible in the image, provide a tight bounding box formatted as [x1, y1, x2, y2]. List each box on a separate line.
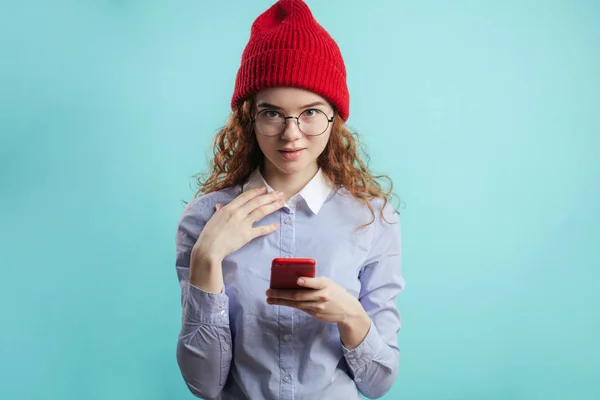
[266, 277, 367, 324]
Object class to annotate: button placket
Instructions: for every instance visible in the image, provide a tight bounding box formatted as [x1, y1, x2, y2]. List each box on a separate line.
[279, 209, 295, 257]
[278, 208, 295, 399]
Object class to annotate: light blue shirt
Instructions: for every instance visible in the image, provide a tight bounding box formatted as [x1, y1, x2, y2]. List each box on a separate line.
[175, 169, 405, 399]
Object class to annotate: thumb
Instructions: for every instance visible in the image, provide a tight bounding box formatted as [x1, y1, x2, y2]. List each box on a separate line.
[297, 276, 327, 290]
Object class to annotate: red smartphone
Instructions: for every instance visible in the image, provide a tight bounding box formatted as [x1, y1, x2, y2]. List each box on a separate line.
[269, 258, 317, 289]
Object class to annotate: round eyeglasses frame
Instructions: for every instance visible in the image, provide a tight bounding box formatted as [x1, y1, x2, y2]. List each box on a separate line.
[250, 109, 335, 137]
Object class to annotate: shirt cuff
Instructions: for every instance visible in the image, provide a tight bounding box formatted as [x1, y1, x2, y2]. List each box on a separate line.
[182, 281, 230, 325]
[342, 320, 386, 372]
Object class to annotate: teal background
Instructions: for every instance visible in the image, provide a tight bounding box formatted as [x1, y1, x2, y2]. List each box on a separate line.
[1, 0, 599, 399]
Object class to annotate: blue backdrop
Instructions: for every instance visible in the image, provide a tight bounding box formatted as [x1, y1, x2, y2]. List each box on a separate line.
[1, 1, 598, 399]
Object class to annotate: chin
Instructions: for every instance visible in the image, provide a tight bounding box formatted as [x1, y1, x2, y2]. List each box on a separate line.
[274, 162, 307, 175]
[268, 156, 313, 175]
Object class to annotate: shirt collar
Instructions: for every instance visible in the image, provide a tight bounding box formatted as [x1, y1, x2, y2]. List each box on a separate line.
[242, 168, 333, 215]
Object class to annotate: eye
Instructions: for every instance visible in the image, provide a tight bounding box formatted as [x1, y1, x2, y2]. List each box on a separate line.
[302, 109, 320, 118]
[262, 110, 281, 118]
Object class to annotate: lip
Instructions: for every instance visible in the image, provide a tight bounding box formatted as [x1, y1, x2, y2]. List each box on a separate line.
[278, 148, 305, 161]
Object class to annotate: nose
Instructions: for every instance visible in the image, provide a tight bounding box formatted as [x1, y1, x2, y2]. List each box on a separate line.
[281, 117, 303, 141]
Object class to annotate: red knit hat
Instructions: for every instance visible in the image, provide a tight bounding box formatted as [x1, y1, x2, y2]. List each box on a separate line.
[231, 0, 350, 121]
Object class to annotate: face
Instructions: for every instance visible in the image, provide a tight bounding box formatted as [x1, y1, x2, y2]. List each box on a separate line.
[252, 87, 334, 179]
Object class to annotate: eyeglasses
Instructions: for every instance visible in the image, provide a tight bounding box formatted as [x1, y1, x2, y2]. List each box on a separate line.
[251, 109, 335, 137]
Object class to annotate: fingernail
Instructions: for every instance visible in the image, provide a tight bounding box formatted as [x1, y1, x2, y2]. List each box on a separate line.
[297, 278, 305, 285]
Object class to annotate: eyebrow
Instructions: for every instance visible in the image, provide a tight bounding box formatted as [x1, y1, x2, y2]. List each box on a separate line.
[256, 101, 328, 110]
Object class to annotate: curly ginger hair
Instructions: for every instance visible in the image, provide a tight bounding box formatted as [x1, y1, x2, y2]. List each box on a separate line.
[192, 99, 399, 228]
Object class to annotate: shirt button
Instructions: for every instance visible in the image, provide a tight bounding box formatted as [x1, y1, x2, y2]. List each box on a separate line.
[283, 334, 291, 342]
[220, 310, 227, 317]
[284, 217, 292, 224]
[283, 375, 291, 382]
[355, 378, 362, 383]
[223, 344, 229, 351]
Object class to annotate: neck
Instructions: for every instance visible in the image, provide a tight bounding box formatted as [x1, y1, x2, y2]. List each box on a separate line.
[261, 162, 319, 202]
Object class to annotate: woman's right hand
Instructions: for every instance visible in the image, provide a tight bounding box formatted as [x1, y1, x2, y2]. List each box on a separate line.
[192, 186, 285, 264]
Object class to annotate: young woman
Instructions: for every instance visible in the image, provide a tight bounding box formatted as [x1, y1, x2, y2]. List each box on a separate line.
[175, 1, 405, 399]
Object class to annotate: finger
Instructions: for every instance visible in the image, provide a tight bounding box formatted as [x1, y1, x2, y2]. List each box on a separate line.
[266, 298, 320, 311]
[227, 186, 268, 209]
[266, 288, 323, 302]
[296, 276, 328, 290]
[215, 203, 223, 212]
[248, 222, 280, 240]
[239, 189, 283, 215]
[246, 196, 286, 222]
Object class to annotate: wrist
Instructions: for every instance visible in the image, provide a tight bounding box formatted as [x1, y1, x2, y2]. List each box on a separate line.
[336, 298, 371, 350]
[338, 306, 370, 330]
[191, 245, 223, 267]
[189, 246, 224, 293]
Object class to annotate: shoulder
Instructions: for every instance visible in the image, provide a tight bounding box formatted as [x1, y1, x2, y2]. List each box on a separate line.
[330, 187, 400, 226]
[178, 186, 242, 225]
[370, 196, 400, 225]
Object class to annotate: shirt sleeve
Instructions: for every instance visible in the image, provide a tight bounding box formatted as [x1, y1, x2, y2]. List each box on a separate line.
[342, 201, 405, 399]
[175, 199, 233, 400]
